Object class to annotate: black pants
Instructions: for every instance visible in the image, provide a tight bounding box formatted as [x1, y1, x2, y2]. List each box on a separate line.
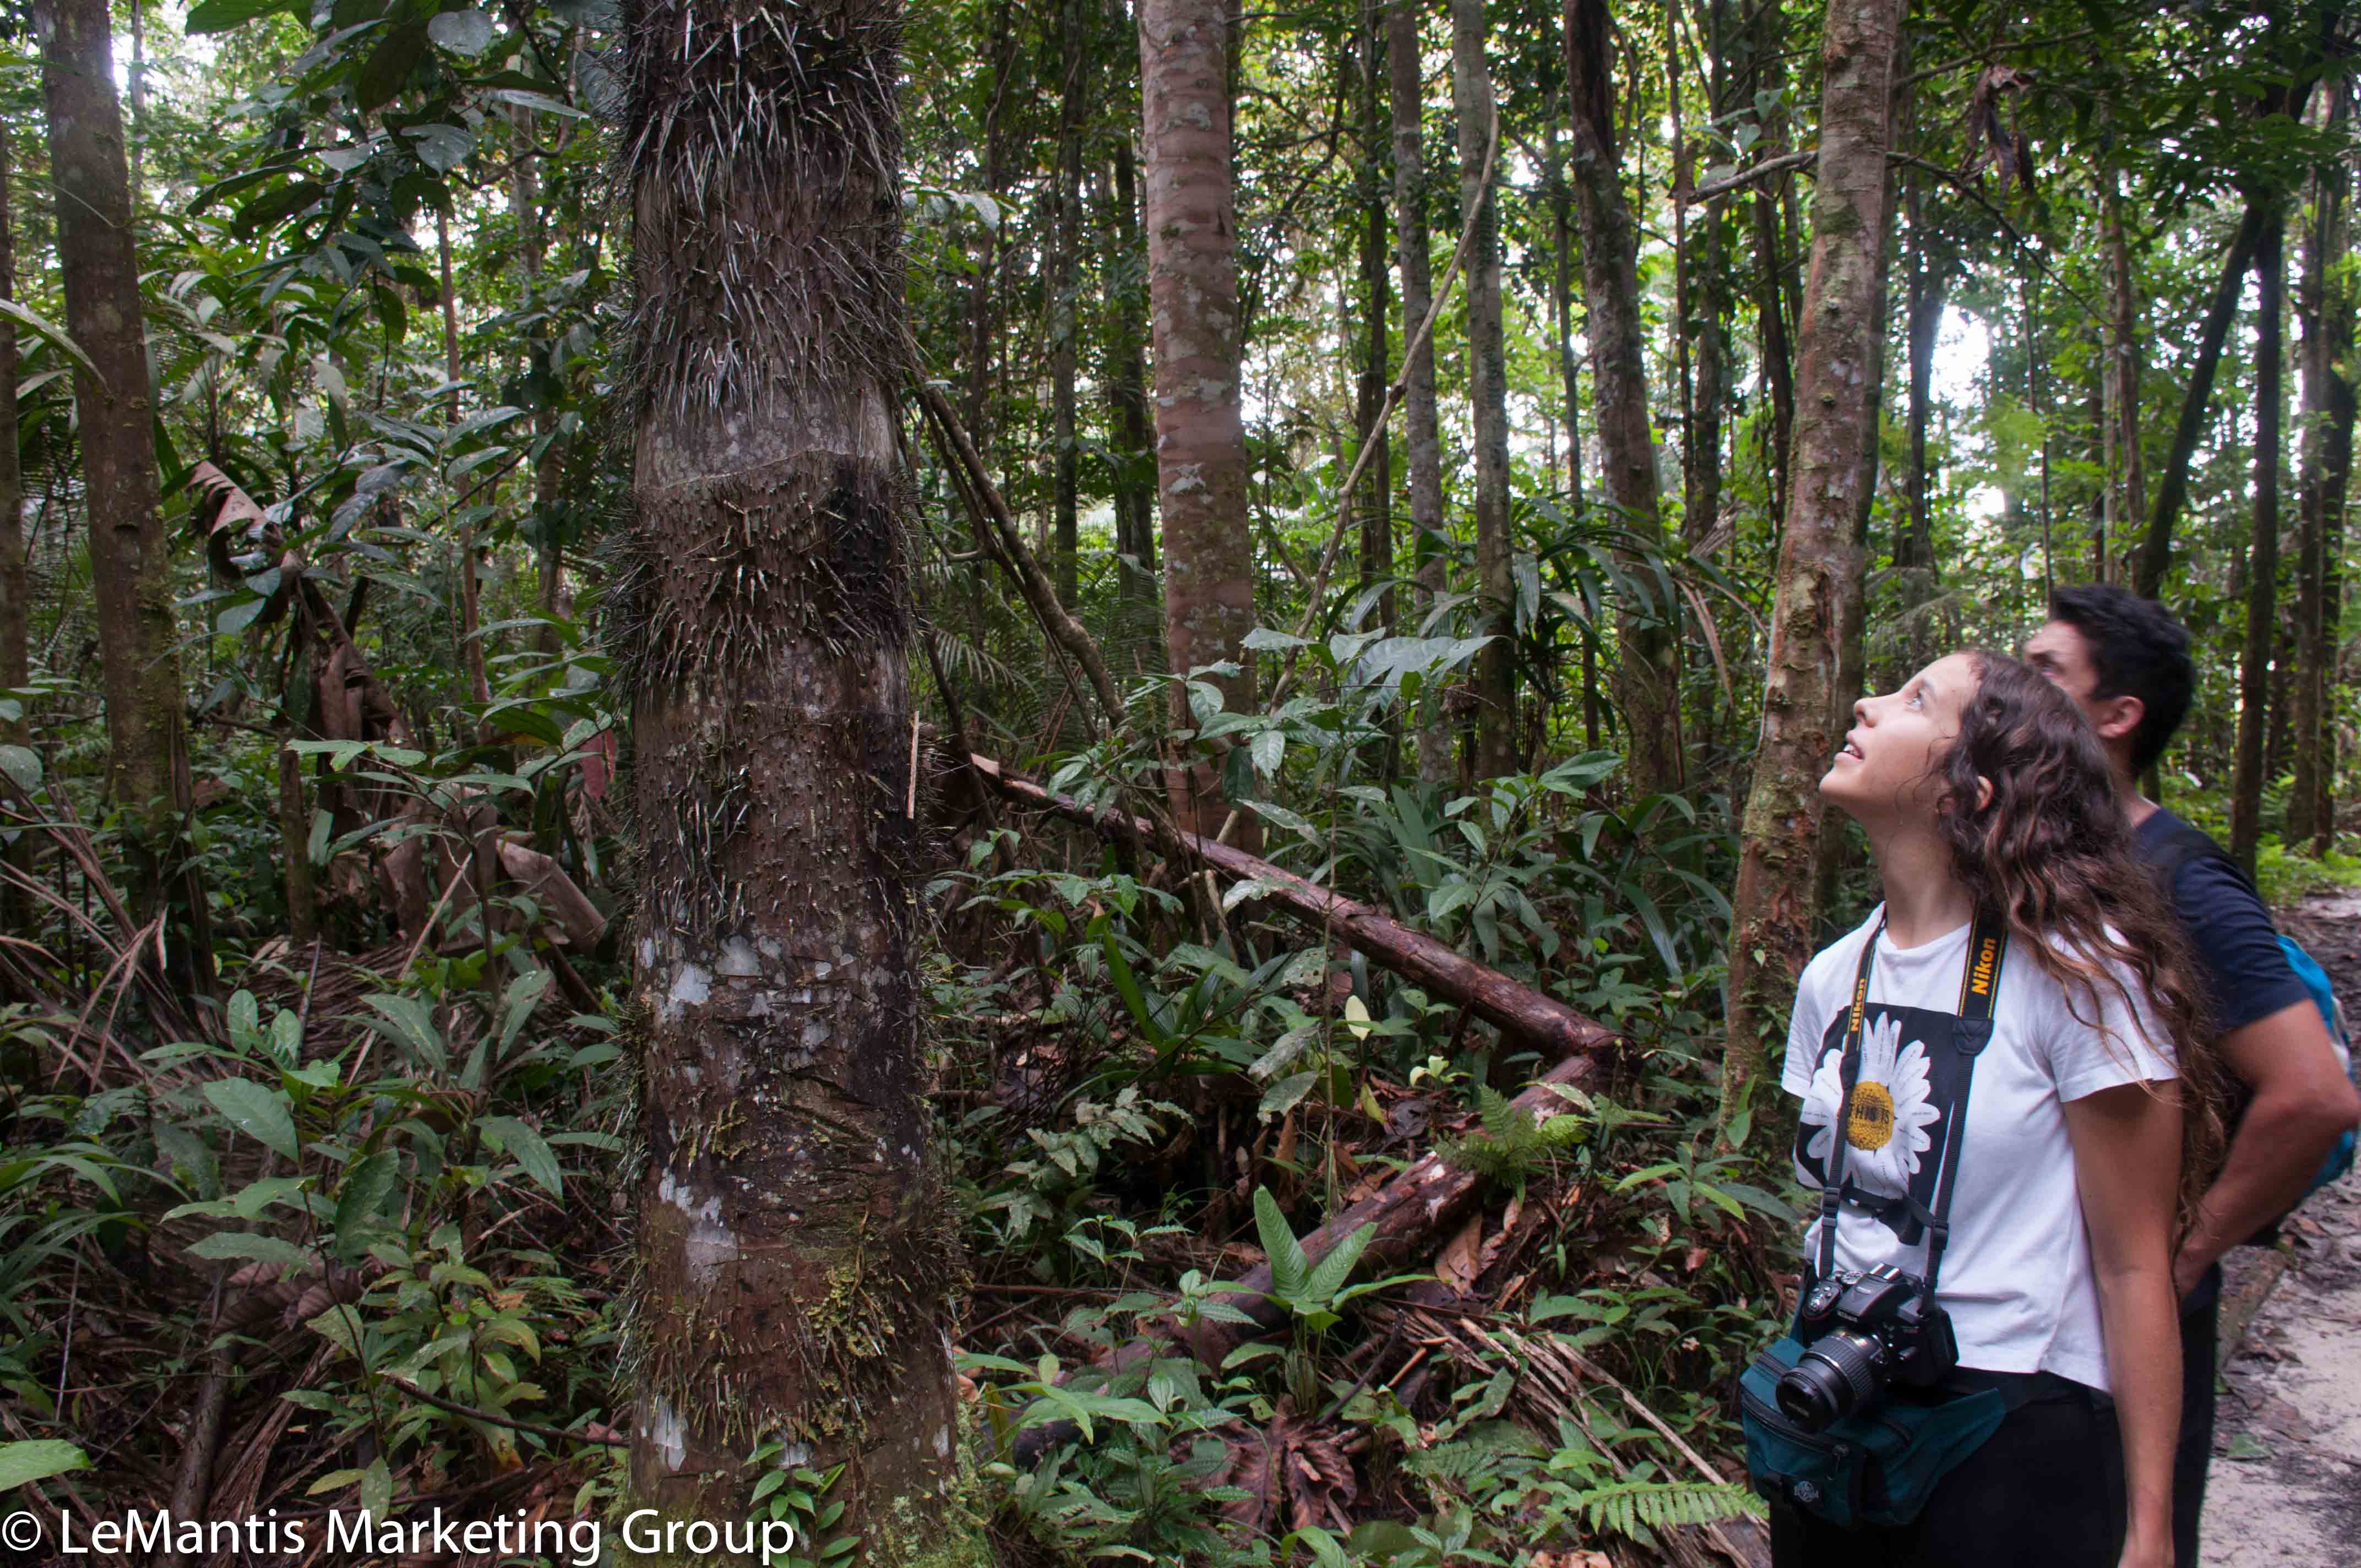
[1769, 1376, 2125, 1568]
[2173, 1276, 2222, 1567]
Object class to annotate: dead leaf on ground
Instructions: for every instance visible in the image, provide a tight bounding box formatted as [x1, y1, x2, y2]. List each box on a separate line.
[1434, 1214, 1483, 1297]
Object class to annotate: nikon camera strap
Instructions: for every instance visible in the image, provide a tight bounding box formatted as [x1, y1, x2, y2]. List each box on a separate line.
[1814, 910, 2011, 1294]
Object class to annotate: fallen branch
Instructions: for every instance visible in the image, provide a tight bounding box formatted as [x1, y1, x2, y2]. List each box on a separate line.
[973, 755, 1617, 1065]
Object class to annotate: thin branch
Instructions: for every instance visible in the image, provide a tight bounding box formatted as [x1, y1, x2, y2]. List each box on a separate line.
[381, 1375, 626, 1449]
[1679, 148, 1817, 205]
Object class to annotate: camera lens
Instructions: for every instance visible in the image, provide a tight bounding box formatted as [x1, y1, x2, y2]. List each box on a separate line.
[1774, 1330, 1886, 1431]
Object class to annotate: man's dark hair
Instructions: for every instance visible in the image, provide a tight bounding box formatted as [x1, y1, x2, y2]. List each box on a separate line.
[2046, 584, 2194, 773]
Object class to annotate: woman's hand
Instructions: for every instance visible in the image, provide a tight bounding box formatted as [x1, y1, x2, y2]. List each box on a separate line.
[2064, 1079, 2184, 1565]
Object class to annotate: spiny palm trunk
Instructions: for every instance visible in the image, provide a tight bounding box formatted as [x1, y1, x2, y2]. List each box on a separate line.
[1141, 0, 1256, 832]
[1564, 0, 1678, 799]
[1723, 0, 1902, 1134]
[612, 0, 961, 1549]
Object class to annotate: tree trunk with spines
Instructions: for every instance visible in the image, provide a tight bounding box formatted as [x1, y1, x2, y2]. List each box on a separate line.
[36, 0, 194, 922]
[1141, 0, 1256, 834]
[1564, 0, 1679, 799]
[1454, 0, 1515, 778]
[611, 0, 965, 1547]
[1723, 0, 1902, 1134]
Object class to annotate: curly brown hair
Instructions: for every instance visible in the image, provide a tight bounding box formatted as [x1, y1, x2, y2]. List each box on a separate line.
[1933, 651, 2227, 1236]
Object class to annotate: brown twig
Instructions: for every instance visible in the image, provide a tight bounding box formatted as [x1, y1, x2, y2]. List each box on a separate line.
[381, 1375, 627, 1449]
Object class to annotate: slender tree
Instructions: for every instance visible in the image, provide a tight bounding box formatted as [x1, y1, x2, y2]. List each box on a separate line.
[611, 0, 964, 1542]
[1142, 0, 1256, 831]
[1354, 0, 1393, 631]
[1107, 123, 1158, 636]
[36, 0, 192, 906]
[0, 123, 20, 753]
[1389, 0, 1450, 785]
[1565, 0, 1679, 798]
[2232, 208, 2287, 875]
[2100, 160, 2145, 582]
[2292, 89, 2352, 852]
[1724, 0, 1902, 1130]
[1050, 0, 1090, 606]
[1454, 0, 1515, 777]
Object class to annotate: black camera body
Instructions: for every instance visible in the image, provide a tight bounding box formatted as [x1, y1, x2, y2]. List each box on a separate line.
[1775, 1263, 1960, 1431]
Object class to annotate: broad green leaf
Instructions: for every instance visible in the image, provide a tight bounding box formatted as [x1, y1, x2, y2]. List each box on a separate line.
[0, 744, 40, 794]
[1257, 1069, 1318, 1121]
[480, 1115, 563, 1198]
[203, 1079, 299, 1159]
[334, 1150, 400, 1241]
[1253, 1186, 1309, 1302]
[363, 994, 449, 1075]
[425, 7, 494, 53]
[187, 1231, 315, 1271]
[0, 1439, 90, 1491]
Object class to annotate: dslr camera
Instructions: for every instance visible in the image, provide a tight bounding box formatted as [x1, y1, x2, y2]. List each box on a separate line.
[1774, 1263, 1959, 1431]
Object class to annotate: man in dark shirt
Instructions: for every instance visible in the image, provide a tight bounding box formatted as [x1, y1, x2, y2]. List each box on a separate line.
[2026, 584, 2360, 1567]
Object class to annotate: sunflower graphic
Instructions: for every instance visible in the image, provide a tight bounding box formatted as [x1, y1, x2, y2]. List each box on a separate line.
[1798, 1012, 1944, 1198]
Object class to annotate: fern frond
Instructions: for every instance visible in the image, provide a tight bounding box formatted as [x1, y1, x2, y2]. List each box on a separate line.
[1577, 1479, 1765, 1542]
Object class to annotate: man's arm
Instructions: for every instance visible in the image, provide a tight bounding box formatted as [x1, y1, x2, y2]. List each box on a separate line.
[2174, 998, 2361, 1296]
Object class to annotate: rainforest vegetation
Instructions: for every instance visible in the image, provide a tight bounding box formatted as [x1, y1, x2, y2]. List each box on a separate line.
[1, 0, 2355, 1561]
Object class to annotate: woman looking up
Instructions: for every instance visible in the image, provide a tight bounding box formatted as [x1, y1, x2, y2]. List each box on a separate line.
[1756, 652, 2221, 1568]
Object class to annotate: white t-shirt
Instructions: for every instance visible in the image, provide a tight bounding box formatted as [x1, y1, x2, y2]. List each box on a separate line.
[1781, 906, 2177, 1392]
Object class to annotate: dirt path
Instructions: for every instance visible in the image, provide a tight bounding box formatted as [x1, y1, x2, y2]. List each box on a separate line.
[2200, 890, 2361, 1568]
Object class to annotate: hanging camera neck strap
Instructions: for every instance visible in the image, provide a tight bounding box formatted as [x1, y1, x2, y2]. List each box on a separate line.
[1815, 910, 2011, 1293]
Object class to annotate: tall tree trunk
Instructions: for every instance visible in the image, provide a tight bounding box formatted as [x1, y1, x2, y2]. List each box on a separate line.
[36, 0, 193, 908]
[2138, 200, 2271, 596]
[613, 0, 963, 1542]
[0, 123, 24, 932]
[1723, 0, 1902, 1132]
[2233, 209, 2287, 876]
[1899, 168, 1940, 585]
[1354, 0, 1393, 631]
[1143, 0, 1256, 831]
[2292, 89, 2352, 852]
[2102, 162, 2145, 585]
[1547, 125, 1601, 752]
[512, 105, 569, 661]
[968, 0, 1017, 447]
[1454, 0, 1515, 778]
[438, 211, 493, 724]
[1565, 0, 1678, 798]
[1389, 0, 1449, 785]
[1050, 0, 1088, 607]
[1108, 127, 1157, 638]
[1745, 0, 1796, 524]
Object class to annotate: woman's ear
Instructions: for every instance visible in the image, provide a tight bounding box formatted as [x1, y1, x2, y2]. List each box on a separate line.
[1974, 775, 1994, 811]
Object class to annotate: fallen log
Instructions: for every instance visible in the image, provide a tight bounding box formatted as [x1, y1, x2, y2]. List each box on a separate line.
[970, 754, 1618, 1066]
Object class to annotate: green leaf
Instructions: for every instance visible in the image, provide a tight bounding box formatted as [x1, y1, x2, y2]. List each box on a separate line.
[480, 1115, 563, 1198]
[0, 297, 100, 381]
[1253, 1187, 1309, 1302]
[425, 7, 495, 53]
[356, 24, 429, 112]
[363, 994, 449, 1075]
[203, 1079, 300, 1159]
[335, 1150, 400, 1241]
[1257, 1070, 1318, 1121]
[187, 1231, 315, 1271]
[0, 744, 40, 794]
[0, 1439, 90, 1491]
[1301, 1222, 1378, 1304]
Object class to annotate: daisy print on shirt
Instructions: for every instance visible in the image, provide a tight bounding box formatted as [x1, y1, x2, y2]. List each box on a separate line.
[1793, 992, 1978, 1238]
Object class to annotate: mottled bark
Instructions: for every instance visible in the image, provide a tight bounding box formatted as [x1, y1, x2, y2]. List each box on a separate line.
[1454, 0, 1515, 779]
[1565, 0, 1678, 798]
[1724, 0, 1901, 1131]
[1141, 0, 1256, 834]
[1389, 0, 1449, 785]
[2292, 96, 2351, 852]
[36, 0, 190, 885]
[2233, 209, 2286, 877]
[612, 0, 961, 1546]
